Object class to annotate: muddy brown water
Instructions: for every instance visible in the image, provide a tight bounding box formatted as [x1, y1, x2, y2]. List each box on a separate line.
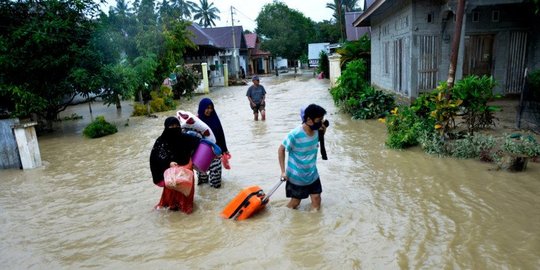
[1, 73, 539, 269]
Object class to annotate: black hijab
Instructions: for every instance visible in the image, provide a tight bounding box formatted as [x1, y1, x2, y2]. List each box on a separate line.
[197, 98, 228, 152]
[149, 117, 199, 184]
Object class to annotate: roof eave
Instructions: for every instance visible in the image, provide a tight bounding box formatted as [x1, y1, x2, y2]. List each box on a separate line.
[353, 0, 386, 27]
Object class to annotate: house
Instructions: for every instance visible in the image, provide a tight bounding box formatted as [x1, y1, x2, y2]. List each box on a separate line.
[308, 43, 330, 68]
[345, 12, 370, 41]
[353, 0, 540, 98]
[245, 33, 273, 75]
[186, 24, 248, 80]
[202, 26, 248, 79]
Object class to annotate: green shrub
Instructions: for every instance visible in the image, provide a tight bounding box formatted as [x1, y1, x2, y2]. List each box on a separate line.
[317, 51, 329, 79]
[385, 106, 434, 149]
[449, 134, 495, 159]
[172, 65, 201, 99]
[418, 130, 448, 156]
[132, 103, 148, 116]
[331, 59, 395, 119]
[502, 134, 540, 157]
[452, 75, 499, 134]
[83, 116, 118, 138]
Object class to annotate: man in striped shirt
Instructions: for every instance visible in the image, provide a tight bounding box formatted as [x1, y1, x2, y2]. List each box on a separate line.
[278, 104, 327, 211]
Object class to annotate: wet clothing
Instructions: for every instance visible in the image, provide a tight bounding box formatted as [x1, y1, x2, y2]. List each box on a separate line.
[286, 178, 322, 199]
[250, 103, 265, 114]
[150, 117, 200, 213]
[246, 85, 266, 105]
[197, 98, 228, 188]
[282, 125, 320, 186]
[197, 157, 222, 188]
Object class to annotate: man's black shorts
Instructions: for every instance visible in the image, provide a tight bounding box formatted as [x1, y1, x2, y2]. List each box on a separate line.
[285, 178, 322, 199]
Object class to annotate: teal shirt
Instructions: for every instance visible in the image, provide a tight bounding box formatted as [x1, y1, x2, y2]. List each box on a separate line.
[282, 125, 319, 185]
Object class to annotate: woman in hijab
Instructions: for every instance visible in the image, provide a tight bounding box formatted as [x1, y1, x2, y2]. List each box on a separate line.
[150, 117, 200, 213]
[197, 98, 229, 188]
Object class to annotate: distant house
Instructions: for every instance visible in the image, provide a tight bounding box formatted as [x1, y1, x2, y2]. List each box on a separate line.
[345, 12, 370, 41]
[308, 43, 330, 68]
[186, 24, 248, 79]
[185, 24, 223, 67]
[245, 33, 273, 75]
[353, 0, 540, 98]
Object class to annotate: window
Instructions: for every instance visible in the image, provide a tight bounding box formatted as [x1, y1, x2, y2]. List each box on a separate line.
[472, 11, 480, 22]
[383, 42, 390, 75]
[492, 10, 500, 22]
[427, 13, 433, 23]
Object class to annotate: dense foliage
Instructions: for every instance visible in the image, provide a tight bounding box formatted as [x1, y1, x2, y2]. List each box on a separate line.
[452, 75, 499, 134]
[317, 51, 329, 79]
[256, 2, 316, 64]
[0, 0, 102, 130]
[83, 116, 118, 138]
[0, 0, 196, 130]
[330, 59, 395, 119]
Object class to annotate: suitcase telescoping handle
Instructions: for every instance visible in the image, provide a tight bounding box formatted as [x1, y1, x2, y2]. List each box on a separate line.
[262, 177, 286, 204]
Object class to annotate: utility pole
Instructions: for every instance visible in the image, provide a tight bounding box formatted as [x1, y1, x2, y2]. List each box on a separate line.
[231, 6, 239, 79]
[446, 0, 466, 90]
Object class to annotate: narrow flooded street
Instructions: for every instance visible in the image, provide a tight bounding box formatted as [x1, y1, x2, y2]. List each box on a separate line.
[1, 73, 539, 269]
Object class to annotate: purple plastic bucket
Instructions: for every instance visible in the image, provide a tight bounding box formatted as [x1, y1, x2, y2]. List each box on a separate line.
[192, 140, 217, 172]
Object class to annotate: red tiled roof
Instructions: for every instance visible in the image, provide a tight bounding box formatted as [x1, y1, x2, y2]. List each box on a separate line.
[245, 33, 257, 48]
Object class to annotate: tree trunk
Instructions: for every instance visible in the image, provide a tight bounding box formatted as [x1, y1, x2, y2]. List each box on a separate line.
[447, 0, 466, 90]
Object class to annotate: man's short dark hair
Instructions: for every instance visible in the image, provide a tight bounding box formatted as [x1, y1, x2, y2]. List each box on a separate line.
[303, 104, 326, 122]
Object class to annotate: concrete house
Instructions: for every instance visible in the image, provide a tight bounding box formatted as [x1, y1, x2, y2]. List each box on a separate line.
[353, 0, 540, 98]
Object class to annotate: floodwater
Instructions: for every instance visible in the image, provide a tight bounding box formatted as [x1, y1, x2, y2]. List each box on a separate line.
[1, 73, 539, 269]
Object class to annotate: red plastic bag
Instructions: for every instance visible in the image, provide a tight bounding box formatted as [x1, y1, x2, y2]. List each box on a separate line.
[163, 165, 194, 196]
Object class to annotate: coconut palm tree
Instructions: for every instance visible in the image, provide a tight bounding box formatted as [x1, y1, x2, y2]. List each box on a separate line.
[192, 0, 220, 28]
[326, 0, 361, 41]
[170, 0, 196, 19]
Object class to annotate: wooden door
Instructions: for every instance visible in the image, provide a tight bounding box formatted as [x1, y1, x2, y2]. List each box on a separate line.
[463, 35, 494, 77]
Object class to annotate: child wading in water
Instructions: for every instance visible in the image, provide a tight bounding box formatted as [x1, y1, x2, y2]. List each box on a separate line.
[278, 104, 327, 211]
[197, 98, 229, 188]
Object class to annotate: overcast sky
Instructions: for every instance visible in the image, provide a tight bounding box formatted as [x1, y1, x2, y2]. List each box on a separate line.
[103, 0, 365, 31]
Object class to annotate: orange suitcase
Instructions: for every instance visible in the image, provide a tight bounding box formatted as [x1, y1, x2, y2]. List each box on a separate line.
[221, 178, 285, 221]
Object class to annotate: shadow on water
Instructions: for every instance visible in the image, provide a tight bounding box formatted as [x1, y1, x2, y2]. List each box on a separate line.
[0, 72, 539, 269]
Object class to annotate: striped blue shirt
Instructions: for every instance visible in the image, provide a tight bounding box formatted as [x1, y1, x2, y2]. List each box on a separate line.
[282, 125, 319, 185]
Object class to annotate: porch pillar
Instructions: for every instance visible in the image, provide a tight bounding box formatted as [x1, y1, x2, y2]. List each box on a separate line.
[201, 62, 209, 94]
[223, 63, 229, 87]
[329, 53, 342, 87]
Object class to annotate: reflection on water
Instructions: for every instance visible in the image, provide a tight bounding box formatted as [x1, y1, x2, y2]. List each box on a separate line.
[1, 73, 539, 269]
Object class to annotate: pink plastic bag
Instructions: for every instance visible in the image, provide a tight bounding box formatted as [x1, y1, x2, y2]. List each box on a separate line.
[221, 153, 231, 170]
[163, 165, 194, 196]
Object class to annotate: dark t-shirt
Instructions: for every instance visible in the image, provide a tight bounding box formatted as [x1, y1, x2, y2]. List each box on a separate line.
[246, 85, 266, 104]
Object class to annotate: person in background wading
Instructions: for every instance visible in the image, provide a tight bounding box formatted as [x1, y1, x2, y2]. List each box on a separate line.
[149, 117, 200, 213]
[246, 76, 266, 121]
[197, 98, 229, 188]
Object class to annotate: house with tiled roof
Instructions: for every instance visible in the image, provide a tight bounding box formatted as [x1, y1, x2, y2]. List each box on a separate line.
[245, 33, 273, 76]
